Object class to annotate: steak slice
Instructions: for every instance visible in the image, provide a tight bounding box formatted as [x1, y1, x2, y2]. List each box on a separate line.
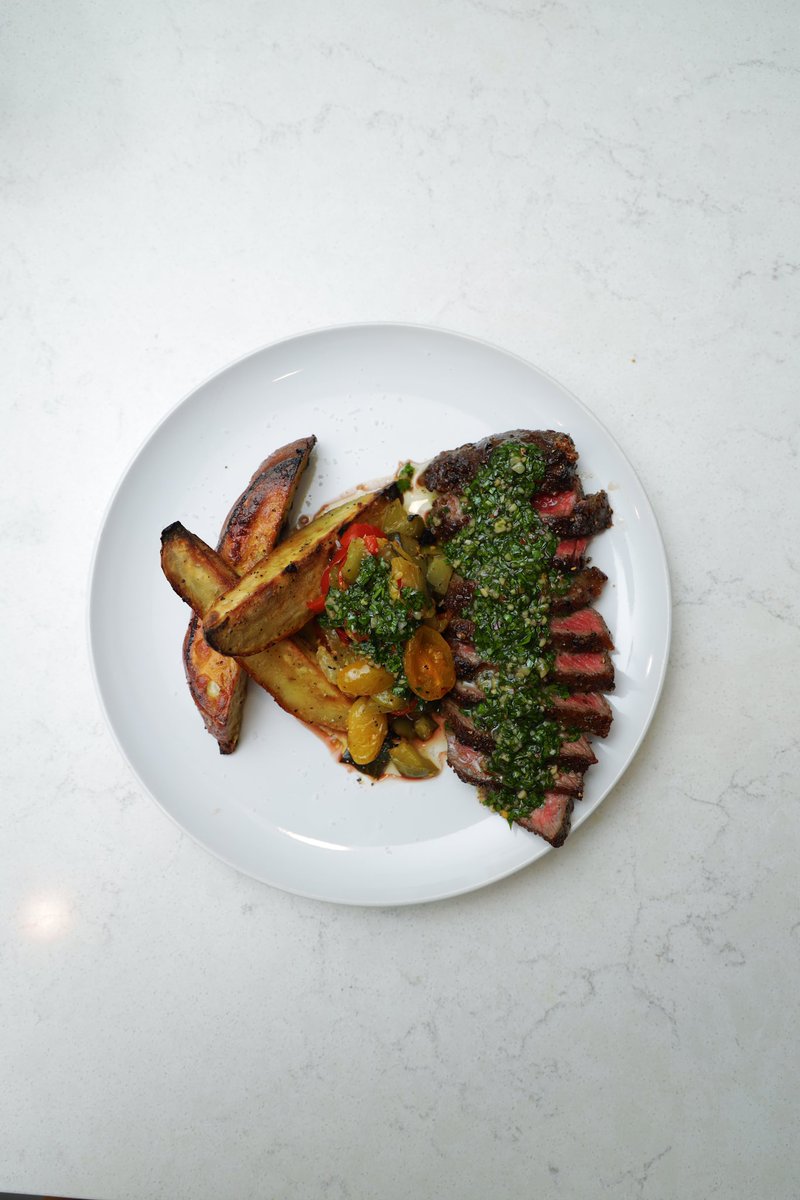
[446, 616, 477, 643]
[441, 574, 477, 614]
[557, 735, 598, 770]
[550, 567, 608, 613]
[451, 679, 486, 706]
[549, 692, 613, 737]
[442, 699, 496, 754]
[420, 429, 578, 495]
[517, 792, 573, 847]
[553, 651, 615, 692]
[533, 489, 580, 519]
[554, 537, 589, 569]
[551, 769, 586, 798]
[543, 491, 612, 539]
[550, 608, 614, 651]
[446, 737, 495, 789]
[429, 493, 470, 540]
[450, 642, 488, 680]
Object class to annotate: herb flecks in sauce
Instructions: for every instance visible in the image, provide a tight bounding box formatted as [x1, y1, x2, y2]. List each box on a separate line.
[395, 462, 415, 493]
[443, 441, 567, 822]
[321, 553, 426, 695]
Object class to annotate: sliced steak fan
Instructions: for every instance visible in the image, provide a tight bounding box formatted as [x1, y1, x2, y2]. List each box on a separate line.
[427, 429, 614, 848]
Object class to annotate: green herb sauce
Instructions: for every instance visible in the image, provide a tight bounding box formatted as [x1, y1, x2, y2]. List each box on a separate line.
[395, 462, 415, 493]
[321, 553, 426, 695]
[443, 441, 568, 821]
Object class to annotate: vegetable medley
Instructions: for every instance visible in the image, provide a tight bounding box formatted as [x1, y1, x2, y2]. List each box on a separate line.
[307, 483, 455, 778]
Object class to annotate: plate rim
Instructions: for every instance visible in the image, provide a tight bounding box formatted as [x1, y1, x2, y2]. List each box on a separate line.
[87, 321, 672, 906]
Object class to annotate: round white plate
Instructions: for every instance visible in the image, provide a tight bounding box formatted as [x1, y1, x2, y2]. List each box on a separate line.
[89, 324, 670, 906]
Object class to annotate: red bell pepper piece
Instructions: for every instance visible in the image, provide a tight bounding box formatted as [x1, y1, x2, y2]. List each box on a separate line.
[341, 523, 385, 550]
[306, 524, 385, 611]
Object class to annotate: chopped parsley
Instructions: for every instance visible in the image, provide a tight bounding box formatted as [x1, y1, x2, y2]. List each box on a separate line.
[395, 462, 415, 493]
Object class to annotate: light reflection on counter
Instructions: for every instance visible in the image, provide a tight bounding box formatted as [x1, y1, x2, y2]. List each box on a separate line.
[20, 893, 72, 941]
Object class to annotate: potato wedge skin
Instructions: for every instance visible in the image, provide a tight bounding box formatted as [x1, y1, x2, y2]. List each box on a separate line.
[217, 437, 316, 572]
[161, 522, 351, 730]
[203, 490, 384, 656]
[181, 437, 315, 753]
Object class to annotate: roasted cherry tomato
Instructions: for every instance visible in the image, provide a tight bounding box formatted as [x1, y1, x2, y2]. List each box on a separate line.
[336, 658, 395, 697]
[403, 626, 456, 701]
[346, 697, 388, 764]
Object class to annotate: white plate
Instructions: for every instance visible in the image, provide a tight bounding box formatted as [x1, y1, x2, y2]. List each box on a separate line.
[89, 324, 670, 906]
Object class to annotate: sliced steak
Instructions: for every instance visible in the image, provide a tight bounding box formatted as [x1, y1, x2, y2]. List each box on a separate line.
[550, 608, 614, 652]
[429, 493, 469, 540]
[533, 489, 580, 519]
[551, 769, 586, 798]
[441, 574, 477, 614]
[557, 735, 598, 770]
[553, 651, 615, 692]
[446, 738, 495, 789]
[517, 792, 573, 847]
[420, 429, 578, 495]
[550, 567, 608, 613]
[543, 491, 612, 539]
[554, 537, 589, 569]
[446, 616, 477, 643]
[549, 692, 613, 737]
[442, 699, 496, 754]
[450, 642, 488, 680]
[450, 679, 486, 707]
[428, 430, 613, 848]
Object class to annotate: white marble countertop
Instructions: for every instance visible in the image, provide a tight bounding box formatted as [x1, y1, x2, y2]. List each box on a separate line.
[3, 2, 798, 1197]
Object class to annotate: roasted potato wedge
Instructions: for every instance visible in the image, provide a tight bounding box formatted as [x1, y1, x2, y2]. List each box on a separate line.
[162, 523, 234, 612]
[182, 437, 315, 753]
[161, 522, 351, 730]
[182, 616, 248, 754]
[202, 490, 384, 656]
[244, 639, 351, 730]
[216, 437, 316, 572]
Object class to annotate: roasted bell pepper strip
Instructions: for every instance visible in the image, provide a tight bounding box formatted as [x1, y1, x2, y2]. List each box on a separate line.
[306, 525, 385, 611]
[340, 523, 385, 550]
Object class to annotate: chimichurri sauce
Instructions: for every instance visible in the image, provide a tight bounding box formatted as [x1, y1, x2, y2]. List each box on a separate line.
[443, 441, 568, 822]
